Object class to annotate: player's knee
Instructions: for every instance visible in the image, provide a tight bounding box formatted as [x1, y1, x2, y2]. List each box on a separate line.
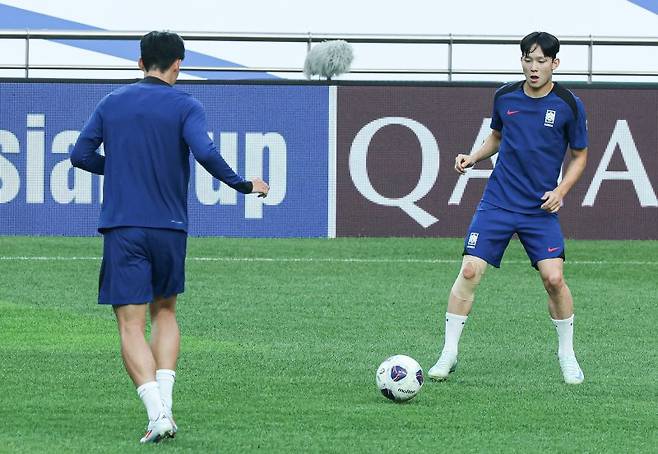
[543, 272, 565, 292]
[117, 318, 146, 337]
[152, 308, 178, 329]
[462, 257, 486, 280]
[451, 258, 486, 302]
[462, 261, 477, 280]
[151, 296, 177, 315]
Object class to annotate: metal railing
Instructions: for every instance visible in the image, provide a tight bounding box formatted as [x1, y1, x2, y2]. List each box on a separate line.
[1, 30, 657, 81]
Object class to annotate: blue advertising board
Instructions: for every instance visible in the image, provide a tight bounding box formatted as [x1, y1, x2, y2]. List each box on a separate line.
[0, 82, 328, 237]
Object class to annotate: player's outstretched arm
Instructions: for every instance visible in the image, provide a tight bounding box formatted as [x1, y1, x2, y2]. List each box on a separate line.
[183, 100, 256, 194]
[455, 130, 501, 174]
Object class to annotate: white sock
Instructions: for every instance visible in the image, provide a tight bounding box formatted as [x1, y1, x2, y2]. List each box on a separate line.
[137, 381, 163, 422]
[442, 312, 468, 355]
[552, 314, 575, 358]
[156, 369, 176, 415]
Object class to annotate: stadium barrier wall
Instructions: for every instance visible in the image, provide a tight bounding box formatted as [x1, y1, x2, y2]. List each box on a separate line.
[337, 85, 658, 239]
[1, 80, 656, 239]
[0, 81, 329, 237]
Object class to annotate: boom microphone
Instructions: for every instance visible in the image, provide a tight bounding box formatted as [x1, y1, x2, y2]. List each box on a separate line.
[304, 40, 354, 80]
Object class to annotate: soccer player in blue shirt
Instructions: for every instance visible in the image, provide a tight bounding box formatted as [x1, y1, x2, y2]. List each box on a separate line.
[428, 32, 588, 385]
[71, 31, 269, 443]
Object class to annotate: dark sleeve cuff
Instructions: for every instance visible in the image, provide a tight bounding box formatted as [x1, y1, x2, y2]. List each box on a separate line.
[235, 181, 253, 194]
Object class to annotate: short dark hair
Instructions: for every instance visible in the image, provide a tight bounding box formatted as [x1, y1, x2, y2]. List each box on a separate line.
[520, 32, 560, 59]
[140, 31, 185, 72]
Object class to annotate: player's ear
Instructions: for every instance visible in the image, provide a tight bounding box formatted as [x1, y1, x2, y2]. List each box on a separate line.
[138, 58, 145, 71]
[552, 57, 560, 70]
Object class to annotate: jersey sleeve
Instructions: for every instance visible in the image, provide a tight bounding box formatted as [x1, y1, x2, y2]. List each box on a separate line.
[568, 96, 588, 150]
[70, 97, 106, 175]
[489, 93, 502, 131]
[182, 99, 252, 194]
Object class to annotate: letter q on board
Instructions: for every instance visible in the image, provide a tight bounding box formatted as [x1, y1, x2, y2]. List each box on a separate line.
[349, 117, 439, 228]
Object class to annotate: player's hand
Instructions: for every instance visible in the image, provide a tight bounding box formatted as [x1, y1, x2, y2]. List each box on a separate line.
[251, 177, 269, 198]
[540, 190, 564, 213]
[455, 154, 476, 174]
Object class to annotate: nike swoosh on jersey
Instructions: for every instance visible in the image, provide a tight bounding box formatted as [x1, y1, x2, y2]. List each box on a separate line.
[548, 247, 560, 252]
[506, 110, 520, 115]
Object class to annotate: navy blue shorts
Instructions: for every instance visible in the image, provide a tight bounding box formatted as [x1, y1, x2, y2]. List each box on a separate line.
[463, 202, 565, 269]
[99, 227, 187, 305]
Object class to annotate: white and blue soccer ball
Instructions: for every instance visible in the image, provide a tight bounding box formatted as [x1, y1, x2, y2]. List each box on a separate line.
[375, 355, 424, 402]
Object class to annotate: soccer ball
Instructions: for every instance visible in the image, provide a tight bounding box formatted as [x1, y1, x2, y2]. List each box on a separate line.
[375, 355, 424, 402]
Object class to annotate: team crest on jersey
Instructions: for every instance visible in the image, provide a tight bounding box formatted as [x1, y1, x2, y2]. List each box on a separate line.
[544, 109, 556, 127]
[467, 232, 479, 248]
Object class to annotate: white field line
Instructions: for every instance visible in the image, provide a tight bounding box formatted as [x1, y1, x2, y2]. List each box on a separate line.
[0, 256, 656, 265]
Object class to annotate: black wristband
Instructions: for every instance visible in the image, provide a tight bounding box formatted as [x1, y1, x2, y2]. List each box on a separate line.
[237, 181, 253, 194]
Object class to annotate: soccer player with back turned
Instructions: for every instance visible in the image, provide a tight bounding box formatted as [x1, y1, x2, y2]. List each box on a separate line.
[428, 32, 588, 384]
[71, 31, 269, 443]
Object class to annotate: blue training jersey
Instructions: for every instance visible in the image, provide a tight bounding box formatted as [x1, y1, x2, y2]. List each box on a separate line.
[71, 77, 252, 232]
[482, 81, 588, 214]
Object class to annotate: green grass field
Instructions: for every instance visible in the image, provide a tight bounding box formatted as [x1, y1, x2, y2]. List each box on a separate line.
[0, 237, 656, 453]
